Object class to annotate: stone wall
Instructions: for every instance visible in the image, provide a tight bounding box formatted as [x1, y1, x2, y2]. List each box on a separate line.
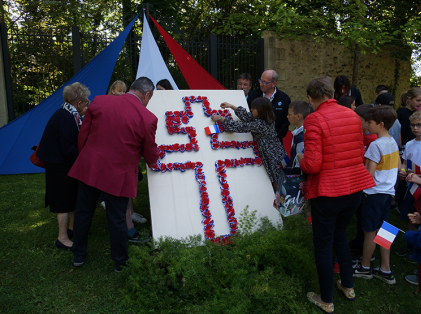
[262, 31, 411, 106]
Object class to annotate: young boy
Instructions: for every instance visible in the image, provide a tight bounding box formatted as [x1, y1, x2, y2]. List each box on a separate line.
[396, 111, 421, 260]
[353, 106, 399, 285]
[287, 100, 312, 168]
[348, 104, 378, 253]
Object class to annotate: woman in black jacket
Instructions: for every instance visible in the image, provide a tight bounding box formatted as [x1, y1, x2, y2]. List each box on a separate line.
[37, 82, 90, 249]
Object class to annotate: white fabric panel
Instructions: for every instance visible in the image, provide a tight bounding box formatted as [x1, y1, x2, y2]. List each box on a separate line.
[137, 13, 178, 90]
[146, 90, 282, 241]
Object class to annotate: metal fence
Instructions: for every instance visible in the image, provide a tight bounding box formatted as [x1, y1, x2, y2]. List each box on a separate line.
[3, 20, 263, 120]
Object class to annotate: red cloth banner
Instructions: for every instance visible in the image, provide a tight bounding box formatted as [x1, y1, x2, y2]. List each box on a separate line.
[147, 12, 226, 90]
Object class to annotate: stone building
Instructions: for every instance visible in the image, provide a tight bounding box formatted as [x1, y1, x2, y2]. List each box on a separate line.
[262, 31, 411, 106]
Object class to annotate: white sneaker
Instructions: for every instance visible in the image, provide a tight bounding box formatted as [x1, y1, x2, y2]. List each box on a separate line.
[131, 212, 147, 224]
[100, 201, 106, 209]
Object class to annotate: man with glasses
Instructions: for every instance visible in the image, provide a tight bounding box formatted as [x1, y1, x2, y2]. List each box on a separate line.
[247, 69, 291, 141]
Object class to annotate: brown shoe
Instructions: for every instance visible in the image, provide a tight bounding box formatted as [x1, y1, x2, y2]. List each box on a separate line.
[307, 292, 334, 313]
[336, 280, 356, 301]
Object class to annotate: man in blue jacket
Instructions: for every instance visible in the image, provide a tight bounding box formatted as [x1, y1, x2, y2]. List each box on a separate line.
[247, 69, 291, 141]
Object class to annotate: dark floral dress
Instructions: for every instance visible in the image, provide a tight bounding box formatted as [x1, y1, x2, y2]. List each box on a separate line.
[223, 106, 287, 183]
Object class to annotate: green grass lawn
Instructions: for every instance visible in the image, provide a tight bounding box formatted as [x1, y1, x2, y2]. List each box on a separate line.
[0, 171, 420, 313]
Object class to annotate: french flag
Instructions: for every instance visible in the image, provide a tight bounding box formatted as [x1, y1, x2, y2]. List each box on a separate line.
[409, 182, 421, 199]
[204, 125, 221, 136]
[407, 160, 421, 174]
[373, 221, 399, 250]
[280, 155, 290, 169]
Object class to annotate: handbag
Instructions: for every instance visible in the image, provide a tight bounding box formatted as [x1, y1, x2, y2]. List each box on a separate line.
[30, 143, 45, 168]
[274, 159, 306, 217]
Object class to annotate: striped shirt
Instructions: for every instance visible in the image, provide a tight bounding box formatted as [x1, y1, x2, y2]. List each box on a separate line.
[364, 136, 399, 195]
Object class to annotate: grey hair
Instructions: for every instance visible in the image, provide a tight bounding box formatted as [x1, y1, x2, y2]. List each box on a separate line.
[238, 73, 252, 82]
[130, 77, 155, 96]
[63, 82, 90, 103]
[265, 69, 278, 82]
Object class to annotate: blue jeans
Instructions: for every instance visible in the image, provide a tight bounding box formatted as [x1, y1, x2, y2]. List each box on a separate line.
[311, 191, 362, 303]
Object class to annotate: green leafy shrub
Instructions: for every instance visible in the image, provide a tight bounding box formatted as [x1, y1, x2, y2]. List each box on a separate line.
[120, 209, 318, 313]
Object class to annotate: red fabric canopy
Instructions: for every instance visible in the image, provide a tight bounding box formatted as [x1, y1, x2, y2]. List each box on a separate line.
[148, 12, 226, 90]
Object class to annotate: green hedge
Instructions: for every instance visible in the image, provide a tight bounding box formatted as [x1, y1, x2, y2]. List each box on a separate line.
[120, 210, 318, 313]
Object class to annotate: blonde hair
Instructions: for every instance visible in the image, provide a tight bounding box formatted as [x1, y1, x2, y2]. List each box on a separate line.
[63, 82, 90, 104]
[409, 111, 421, 121]
[107, 80, 127, 95]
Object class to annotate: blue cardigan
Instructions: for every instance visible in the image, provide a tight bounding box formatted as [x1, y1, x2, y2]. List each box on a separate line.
[37, 108, 79, 165]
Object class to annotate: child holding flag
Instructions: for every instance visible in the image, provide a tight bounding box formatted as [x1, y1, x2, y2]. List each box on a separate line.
[353, 106, 399, 285]
[211, 97, 288, 191]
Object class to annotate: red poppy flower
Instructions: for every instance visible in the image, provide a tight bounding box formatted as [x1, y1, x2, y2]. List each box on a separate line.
[212, 143, 220, 149]
[173, 163, 180, 169]
[217, 125, 224, 132]
[202, 217, 212, 225]
[186, 161, 195, 169]
[224, 159, 232, 167]
[204, 224, 214, 231]
[204, 230, 215, 239]
[255, 158, 262, 165]
[174, 111, 180, 117]
[180, 164, 186, 171]
[202, 197, 209, 205]
[196, 162, 203, 168]
[183, 97, 189, 101]
[172, 143, 179, 150]
[216, 166, 225, 173]
[217, 160, 225, 166]
[221, 189, 230, 197]
[222, 183, 229, 189]
[167, 163, 174, 171]
[159, 151, 165, 158]
[160, 164, 166, 172]
[200, 204, 208, 211]
[179, 144, 185, 151]
[203, 100, 210, 105]
[182, 116, 189, 124]
[185, 143, 193, 151]
[231, 140, 236, 147]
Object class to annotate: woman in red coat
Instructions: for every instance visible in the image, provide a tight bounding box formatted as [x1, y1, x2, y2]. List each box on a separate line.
[297, 77, 375, 313]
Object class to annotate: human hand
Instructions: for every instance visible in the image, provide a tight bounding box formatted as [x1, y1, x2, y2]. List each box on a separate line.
[398, 169, 408, 180]
[408, 212, 421, 225]
[220, 102, 233, 109]
[210, 114, 221, 122]
[296, 153, 304, 163]
[406, 172, 421, 185]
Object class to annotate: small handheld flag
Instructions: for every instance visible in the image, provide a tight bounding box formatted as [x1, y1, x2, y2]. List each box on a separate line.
[373, 221, 399, 250]
[204, 125, 221, 136]
[409, 182, 421, 199]
[307, 216, 312, 224]
[280, 155, 290, 169]
[407, 160, 421, 174]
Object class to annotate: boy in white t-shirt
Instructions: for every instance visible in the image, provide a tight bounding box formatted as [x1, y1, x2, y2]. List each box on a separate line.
[353, 106, 399, 285]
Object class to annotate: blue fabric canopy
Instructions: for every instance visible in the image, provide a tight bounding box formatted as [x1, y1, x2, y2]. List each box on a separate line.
[0, 14, 140, 175]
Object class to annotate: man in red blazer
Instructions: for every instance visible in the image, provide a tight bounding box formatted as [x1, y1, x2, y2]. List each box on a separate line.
[68, 77, 159, 272]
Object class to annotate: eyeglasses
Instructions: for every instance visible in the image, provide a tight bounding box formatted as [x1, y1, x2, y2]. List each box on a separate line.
[79, 100, 90, 106]
[410, 123, 421, 129]
[258, 79, 274, 86]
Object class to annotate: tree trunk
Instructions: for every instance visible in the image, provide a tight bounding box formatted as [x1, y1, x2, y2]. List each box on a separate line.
[352, 45, 361, 88]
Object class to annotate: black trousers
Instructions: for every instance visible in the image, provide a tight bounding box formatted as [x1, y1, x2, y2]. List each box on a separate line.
[72, 181, 129, 267]
[311, 191, 362, 303]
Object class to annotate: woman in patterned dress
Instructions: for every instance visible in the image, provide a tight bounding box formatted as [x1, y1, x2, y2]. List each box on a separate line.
[210, 97, 287, 191]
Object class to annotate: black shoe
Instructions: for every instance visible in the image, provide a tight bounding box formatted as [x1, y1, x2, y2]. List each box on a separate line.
[128, 231, 151, 244]
[352, 264, 373, 279]
[405, 255, 417, 263]
[396, 247, 411, 256]
[55, 239, 72, 250]
[115, 263, 128, 273]
[67, 229, 73, 238]
[73, 254, 87, 267]
[372, 267, 396, 284]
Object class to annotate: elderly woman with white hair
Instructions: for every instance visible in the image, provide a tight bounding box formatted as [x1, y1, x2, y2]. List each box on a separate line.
[37, 82, 90, 249]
